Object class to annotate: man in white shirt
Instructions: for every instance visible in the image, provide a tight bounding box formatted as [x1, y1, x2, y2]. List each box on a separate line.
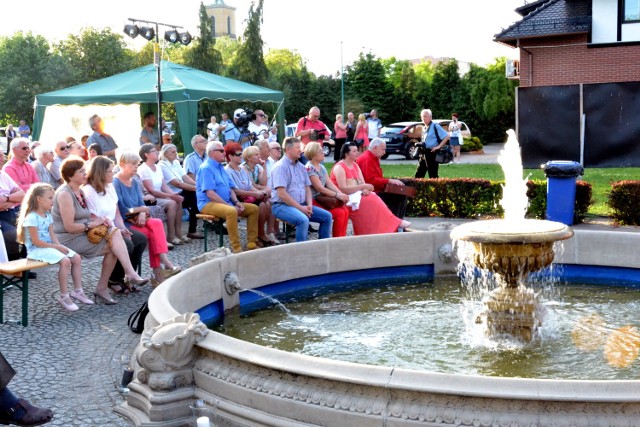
[366, 109, 382, 141]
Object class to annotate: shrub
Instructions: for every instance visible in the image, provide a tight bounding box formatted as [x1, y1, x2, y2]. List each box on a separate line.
[460, 136, 483, 152]
[608, 180, 640, 225]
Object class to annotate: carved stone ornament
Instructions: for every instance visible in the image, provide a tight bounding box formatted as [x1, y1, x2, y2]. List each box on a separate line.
[136, 312, 209, 390]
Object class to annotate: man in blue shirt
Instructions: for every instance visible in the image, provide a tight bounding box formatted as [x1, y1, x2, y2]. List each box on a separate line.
[196, 141, 259, 253]
[270, 137, 332, 242]
[414, 109, 450, 179]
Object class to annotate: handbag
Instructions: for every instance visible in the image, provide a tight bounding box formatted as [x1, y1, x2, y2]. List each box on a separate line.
[354, 138, 365, 147]
[435, 146, 454, 164]
[127, 301, 149, 334]
[239, 195, 258, 204]
[315, 194, 344, 210]
[86, 224, 117, 247]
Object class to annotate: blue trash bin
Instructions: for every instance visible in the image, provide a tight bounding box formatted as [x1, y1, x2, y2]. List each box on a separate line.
[542, 160, 584, 225]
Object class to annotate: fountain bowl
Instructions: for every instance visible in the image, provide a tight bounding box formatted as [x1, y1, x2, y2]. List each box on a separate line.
[116, 228, 640, 427]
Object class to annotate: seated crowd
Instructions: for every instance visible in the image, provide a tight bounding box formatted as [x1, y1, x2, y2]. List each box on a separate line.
[0, 125, 410, 313]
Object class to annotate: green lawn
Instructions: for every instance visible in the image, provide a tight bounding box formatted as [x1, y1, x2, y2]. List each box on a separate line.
[325, 162, 639, 217]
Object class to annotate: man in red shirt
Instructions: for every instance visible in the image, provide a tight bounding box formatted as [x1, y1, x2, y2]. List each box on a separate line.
[295, 106, 330, 148]
[356, 138, 408, 218]
[4, 138, 39, 193]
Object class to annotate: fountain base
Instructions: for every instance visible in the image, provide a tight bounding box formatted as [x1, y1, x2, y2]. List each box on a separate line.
[479, 286, 542, 341]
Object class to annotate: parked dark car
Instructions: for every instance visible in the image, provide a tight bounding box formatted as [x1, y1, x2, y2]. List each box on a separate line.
[378, 122, 424, 160]
[379, 120, 471, 160]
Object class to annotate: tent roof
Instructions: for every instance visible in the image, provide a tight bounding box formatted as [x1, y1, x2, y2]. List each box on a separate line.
[35, 60, 283, 107]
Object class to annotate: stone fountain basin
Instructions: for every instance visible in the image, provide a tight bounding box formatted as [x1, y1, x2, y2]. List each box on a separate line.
[119, 227, 640, 426]
[450, 219, 574, 244]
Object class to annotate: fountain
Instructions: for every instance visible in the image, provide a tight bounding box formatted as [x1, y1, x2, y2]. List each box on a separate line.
[451, 130, 573, 340]
[115, 131, 640, 426]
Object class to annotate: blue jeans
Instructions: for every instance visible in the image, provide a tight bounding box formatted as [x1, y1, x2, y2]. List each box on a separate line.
[272, 203, 332, 241]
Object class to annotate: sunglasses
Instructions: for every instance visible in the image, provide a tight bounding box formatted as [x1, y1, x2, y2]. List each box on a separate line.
[258, 114, 266, 118]
[60, 146, 70, 150]
[232, 152, 243, 157]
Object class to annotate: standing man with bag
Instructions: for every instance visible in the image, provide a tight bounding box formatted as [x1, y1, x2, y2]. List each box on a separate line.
[414, 109, 450, 179]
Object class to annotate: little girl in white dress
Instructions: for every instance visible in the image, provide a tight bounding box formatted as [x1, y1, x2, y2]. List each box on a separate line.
[17, 184, 91, 312]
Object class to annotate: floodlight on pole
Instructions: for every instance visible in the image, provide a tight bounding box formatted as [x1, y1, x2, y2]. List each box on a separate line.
[126, 17, 189, 138]
[123, 24, 139, 39]
[178, 32, 192, 46]
[164, 30, 179, 43]
[140, 26, 155, 41]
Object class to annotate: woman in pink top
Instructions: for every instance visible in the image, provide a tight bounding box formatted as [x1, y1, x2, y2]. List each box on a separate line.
[353, 114, 369, 153]
[330, 143, 409, 235]
[333, 114, 348, 162]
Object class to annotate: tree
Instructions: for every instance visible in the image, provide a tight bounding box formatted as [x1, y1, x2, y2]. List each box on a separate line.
[0, 32, 69, 123]
[228, 0, 268, 85]
[344, 53, 393, 122]
[464, 58, 517, 142]
[425, 60, 462, 118]
[183, 2, 222, 74]
[215, 35, 240, 75]
[54, 28, 135, 84]
[382, 58, 418, 123]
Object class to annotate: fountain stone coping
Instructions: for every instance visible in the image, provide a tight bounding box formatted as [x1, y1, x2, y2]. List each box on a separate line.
[450, 219, 574, 244]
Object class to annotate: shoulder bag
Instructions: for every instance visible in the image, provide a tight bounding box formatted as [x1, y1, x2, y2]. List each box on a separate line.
[432, 125, 453, 164]
[315, 194, 344, 210]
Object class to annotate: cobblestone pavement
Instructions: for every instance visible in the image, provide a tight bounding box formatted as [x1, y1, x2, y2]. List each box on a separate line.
[0, 223, 231, 427]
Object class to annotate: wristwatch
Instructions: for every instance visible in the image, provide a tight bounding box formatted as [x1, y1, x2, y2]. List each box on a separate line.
[84, 220, 90, 231]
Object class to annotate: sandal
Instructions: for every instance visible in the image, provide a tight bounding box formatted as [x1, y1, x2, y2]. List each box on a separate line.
[108, 280, 129, 295]
[0, 398, 54, 426]
[258, 237, 272, 247]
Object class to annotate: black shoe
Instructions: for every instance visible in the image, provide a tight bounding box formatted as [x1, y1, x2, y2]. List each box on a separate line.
[308, 225, 318, 233]
[27, 272, 37, 280]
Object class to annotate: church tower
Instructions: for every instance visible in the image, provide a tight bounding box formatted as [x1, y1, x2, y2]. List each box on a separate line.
[205, 0, 237, 39]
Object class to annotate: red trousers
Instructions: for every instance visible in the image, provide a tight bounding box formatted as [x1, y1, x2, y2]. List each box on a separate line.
[131, 218, 168, 268]
[313, 200, 349, 237]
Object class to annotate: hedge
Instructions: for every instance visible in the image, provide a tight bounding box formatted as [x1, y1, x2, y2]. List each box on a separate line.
[608, 180, 640, 225]
[400, 178, 593, 224]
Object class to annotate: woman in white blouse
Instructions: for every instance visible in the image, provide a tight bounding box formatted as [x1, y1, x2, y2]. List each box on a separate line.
[158, 144, 201, 240]
[83, 156, 148, 294]
[137, 143, 186, 246]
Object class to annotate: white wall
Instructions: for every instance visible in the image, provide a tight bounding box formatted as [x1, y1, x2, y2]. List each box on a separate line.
[592, 0, 619, 43]
[39, 104, 142, 156]
[592, 0, 640, 43]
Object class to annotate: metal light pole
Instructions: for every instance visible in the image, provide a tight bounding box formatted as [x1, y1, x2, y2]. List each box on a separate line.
[127, 18, 189, 138]
[340, 41, 345, 118]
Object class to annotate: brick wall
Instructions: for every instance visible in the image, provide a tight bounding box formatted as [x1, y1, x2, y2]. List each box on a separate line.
[518, 34, 640, 87]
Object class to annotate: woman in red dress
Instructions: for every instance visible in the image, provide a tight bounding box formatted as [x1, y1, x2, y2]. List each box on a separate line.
[330, 143, 410, 235]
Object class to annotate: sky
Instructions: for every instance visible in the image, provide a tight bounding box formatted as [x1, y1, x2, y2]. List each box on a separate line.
[2, 0, 526, 76]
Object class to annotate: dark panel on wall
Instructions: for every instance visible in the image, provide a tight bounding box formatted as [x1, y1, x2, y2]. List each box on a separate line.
[517, 85, 581, 168]
[583, 81, 640, 167]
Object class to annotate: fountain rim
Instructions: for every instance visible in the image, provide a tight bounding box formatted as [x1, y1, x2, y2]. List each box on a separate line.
[450, 218, 574, 244]
[149, 230, 640, 404]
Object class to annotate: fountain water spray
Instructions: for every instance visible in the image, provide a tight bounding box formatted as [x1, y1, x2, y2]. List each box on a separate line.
[451, 130, 573, 341]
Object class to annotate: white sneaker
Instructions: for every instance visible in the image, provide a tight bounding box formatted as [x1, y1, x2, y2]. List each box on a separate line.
[267, 233, 280, 245]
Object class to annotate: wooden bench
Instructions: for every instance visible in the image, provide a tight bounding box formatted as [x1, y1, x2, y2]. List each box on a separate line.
[0, 259, 49, 326]
[196, 214, 226, 252]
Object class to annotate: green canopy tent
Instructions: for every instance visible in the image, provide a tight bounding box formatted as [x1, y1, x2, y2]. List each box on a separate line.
[33, 60, 284, 154]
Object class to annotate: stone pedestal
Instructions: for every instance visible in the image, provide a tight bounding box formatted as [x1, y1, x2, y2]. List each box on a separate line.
[116, 313, 209, 426]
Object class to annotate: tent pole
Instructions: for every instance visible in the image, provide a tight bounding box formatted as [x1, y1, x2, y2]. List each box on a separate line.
[155, 23, 162, 137]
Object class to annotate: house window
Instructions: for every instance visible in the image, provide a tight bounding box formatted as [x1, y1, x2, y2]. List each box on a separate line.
[625, 0, 640, 22]
[227, 16, 231, 35]
[211, 16, 216, 36]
